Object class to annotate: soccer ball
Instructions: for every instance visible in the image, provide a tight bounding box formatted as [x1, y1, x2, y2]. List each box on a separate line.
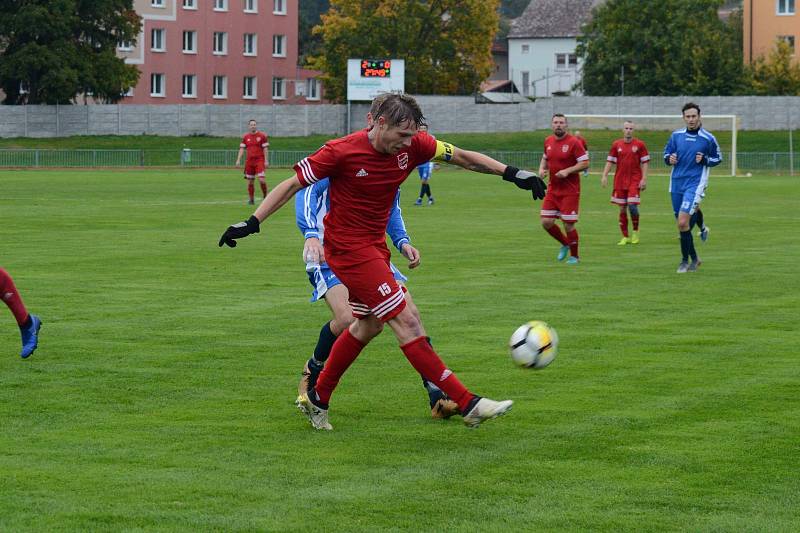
[509, 321, 559, 369]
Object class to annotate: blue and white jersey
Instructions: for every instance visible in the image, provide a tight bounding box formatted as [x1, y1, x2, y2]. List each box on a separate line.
[295, 177, 411, 256]
[663, 127, 722, 182]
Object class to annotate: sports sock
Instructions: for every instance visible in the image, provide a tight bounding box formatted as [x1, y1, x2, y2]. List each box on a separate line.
[422, 379, 446, 407]
[619, 211, 629, 237]
[0, 268, 29, 326]
[679, 230, 692, 262]
[423, 184, 432, 198]
[312, 321, 338, 363]
[544, 224, 568, 245]
[628, 205, 640, 230]
[400, 336, 474, 411]
[259, 180, 267, 198]
[314, 328, 366, 406]
[418, 183, 425, 199]
[566, 228, 579, 258]
[692, 209, 705, 231]
[247, 181, 255, 201]
[687, 234, 698, 262]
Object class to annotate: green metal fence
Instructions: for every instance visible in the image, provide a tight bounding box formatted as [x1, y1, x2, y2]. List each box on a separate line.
[0, 149, 796, 174]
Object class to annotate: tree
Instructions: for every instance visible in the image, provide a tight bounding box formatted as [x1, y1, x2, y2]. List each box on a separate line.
[0, 0, 141, 104]
[748, 40, 800, 95]
[576, 0, 747, 96]
[309, 0, 500, 102]
[299, 0, 329, 64]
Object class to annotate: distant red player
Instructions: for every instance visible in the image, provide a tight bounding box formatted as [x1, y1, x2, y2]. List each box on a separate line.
[1, 267, 41, 358]
[235, 119, 269, 205]
[538, 114, 590, 264]
[601, 121, 650, 245]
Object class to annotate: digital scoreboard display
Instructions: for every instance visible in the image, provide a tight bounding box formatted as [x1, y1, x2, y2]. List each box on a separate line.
[361, 60, 391, 78]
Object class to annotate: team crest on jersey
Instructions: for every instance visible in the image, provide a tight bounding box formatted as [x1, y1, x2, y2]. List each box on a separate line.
[561, 145, 569, 153]
[397, 153, 409, 170]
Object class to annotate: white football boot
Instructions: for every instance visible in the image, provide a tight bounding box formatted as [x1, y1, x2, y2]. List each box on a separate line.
[463, 398, 513, 429]
[295, 392, 333, 431]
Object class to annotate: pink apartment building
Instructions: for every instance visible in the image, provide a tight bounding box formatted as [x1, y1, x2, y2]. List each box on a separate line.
[118, 0, 322, 104]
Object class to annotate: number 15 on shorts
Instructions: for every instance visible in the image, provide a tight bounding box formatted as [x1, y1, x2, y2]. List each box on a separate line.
[377, 283, 392, 296]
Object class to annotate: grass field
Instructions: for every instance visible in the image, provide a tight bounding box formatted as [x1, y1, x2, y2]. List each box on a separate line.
[1, 167, 799, 531]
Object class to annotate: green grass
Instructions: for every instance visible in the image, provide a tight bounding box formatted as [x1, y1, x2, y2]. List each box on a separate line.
[0, 129, 797, 154]
[1, 168, 798, 531]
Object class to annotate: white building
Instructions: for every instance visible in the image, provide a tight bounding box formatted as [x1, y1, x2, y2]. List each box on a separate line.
[507, 0, 601, 98]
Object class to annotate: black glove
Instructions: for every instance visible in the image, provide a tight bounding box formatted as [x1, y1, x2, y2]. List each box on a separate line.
[503, 166, 547, 200]
[218, 215, 260, 248]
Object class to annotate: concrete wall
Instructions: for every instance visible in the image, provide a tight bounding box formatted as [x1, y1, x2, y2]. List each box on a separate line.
[1, 96, 799, 138]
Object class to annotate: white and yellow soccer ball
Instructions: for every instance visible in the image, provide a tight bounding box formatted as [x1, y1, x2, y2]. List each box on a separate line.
[509, 321, 559, 369]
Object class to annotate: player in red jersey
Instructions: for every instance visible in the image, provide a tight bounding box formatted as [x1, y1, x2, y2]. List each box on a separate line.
[537, 114, 590, 264]
[1, 267, 41, 358]
[219, 93, 546, 430]
[235, 119, 269, 205]
[601, 121, 650, 245]
[573, 130, 589, 176]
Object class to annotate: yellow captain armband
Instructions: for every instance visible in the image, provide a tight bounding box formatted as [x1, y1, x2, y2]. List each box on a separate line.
[433, 140, 455, 162]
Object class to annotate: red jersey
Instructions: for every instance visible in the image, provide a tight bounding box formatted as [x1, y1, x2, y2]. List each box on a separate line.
[240, 131, 269, 161]
[575, 134, 588, 151]
[607, 138, 649, 188]
[294, 130, 437, 254]
[543, 134, 588, 195]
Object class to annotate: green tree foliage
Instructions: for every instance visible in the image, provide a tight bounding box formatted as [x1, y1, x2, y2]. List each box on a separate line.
[748, 40, 800, 95]
[310, 0, 500, 102]
[0, 0, 141, 104]
[576, 0, 746, 95]
[299, 0, 329, 64]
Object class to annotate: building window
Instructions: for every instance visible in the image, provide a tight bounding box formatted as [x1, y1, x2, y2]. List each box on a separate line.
[243, 33, 257, 55]
[183, 0, 197, 9]
[521, 44, 530, 54]
[182, 75, 197, 98]
[213, 32, 228, 55]
[272, 77, 285, 99]
[777, 0, 795, 14]
[151, 28, 165, 52]
[183, 31, 197, 53]
[306, 78, 320, 101]
[273, 34, 286, 57]
[152, 0, 164, 7]
[555, 53, 578, 70]
[150, 73, 165, 97]
[521, 71, 530, 96]
[243, 76, 257, 99]
[245, 0, 258, 13]
[273, 0, 286, 14]
[214, 0, 228, 11]
[779, 35, 796, 53]
[213, 75, 227, 98]
[118, 40, 133, 51]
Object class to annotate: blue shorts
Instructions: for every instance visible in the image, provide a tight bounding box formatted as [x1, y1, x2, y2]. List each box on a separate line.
[417, 162, 433, 180]
[670, 176, 707, 216]
[306, 262, 408, 302]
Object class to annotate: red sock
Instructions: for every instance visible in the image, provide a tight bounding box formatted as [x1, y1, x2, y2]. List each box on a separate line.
[632, 214, 640, 231]
[400, 336, 474, 411]
[259, 181, 267, 197]
[247, 182, 255, 201]
[619, 211, 629, 237]
[544, 224, 568, 245]
[0, 268, 29, 326]
[566, 229, 579, 258]
[314, 328, 366, 405]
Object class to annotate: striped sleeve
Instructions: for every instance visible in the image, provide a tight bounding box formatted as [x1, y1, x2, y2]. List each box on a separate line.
[294, 144, 338, 186]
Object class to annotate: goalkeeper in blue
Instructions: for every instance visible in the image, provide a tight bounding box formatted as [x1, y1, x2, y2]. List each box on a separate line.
[664, 103, 721, 273]
[295, 178, 460, 419]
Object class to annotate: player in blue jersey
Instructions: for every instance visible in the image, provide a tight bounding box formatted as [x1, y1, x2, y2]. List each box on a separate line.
[414, 124, 435, 206]
[664, 103, 721, 273]
[295, 179, 460, 420]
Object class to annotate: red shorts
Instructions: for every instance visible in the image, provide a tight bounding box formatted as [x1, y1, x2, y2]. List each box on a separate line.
[244, 160, 266, 178]
[326, 245, 407, 322]
[540, 192, 580, 223]
[611, 182, 641, 205]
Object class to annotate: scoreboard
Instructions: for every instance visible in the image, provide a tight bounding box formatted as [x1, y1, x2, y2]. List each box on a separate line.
[347, 59, 405, 101]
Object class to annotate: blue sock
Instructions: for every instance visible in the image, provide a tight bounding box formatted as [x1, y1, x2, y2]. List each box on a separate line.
[312, 321, 338, 364]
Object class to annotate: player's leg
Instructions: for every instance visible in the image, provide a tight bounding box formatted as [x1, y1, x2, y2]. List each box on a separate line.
[425, 163, 434, 204]
[693, 208, 709, 242]
[401, 287, 458, 419]
[617, 203, 630, 245]
[244, 172, 255, 205]
[628, 184, 641, 244]
[415, 167, 426, 205]
[387, 305, 512, 428]
[0, 267, 41, 358]
[674, 187, 700, 272]
[541, 194, 569, 260]
[254, 161, 267, 198]
[561, 195, 580, 263]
